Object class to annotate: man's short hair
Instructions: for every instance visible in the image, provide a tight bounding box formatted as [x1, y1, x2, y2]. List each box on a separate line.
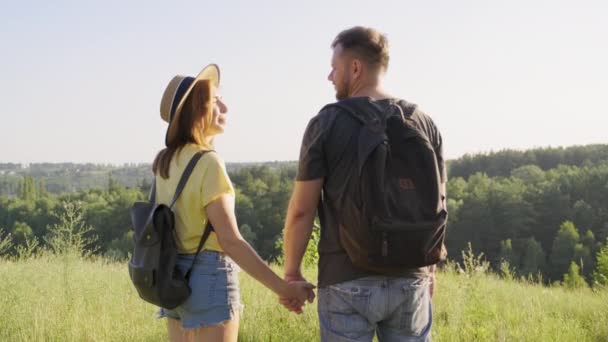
[331, 26, 389, 71]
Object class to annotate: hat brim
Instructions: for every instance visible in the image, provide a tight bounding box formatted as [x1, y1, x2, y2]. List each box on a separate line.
[165, 64, 220, 146]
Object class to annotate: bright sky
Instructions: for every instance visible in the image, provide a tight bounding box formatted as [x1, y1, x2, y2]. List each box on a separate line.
[1, 0, 606, 164]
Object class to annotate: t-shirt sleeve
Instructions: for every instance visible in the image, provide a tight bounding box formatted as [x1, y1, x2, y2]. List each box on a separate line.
[433, 127, 447, 184]
[417, 107, 447, 184]
[296, 114, 327, 181]
[200, 153, 235, 207]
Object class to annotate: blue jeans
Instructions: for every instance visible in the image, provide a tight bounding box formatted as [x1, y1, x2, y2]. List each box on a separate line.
[318, 276, 432, 342]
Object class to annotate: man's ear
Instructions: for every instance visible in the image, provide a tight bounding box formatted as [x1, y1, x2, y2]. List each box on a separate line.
[352, 59, 362, 78]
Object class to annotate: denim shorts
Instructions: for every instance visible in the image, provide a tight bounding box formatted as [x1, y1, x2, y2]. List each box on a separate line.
[318, 276, 432, 342]
[158, 251, 243, 329]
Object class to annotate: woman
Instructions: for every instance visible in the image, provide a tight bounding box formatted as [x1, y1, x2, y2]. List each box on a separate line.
[153, 64, 314, 341]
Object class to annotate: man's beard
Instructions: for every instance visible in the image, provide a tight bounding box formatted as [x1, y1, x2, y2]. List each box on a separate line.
[334, 77, 351, 100]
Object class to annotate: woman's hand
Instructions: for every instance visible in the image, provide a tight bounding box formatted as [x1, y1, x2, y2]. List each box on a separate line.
[278, 280, 316, 314]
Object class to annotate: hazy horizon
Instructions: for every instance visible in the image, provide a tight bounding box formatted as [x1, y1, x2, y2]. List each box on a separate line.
[2, 1, 607, 164]
[1, 142, 606, 167]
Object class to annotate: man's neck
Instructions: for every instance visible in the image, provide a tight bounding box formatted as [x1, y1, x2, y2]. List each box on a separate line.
[350, 83, 391, 100]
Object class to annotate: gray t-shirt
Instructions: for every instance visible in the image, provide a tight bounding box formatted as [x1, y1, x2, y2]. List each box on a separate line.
[296, 97, 446, 288]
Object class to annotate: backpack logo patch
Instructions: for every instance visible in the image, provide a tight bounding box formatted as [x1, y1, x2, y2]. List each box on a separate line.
[399, 178, 416, 190]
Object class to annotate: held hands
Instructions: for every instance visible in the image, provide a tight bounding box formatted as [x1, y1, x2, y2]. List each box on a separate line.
[278, 274, 316, 314]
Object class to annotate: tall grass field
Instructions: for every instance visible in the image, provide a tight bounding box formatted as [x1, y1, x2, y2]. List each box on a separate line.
[1, 255, 607, 341]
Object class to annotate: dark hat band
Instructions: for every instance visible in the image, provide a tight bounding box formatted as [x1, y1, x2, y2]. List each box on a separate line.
[168, 76, 195, 123]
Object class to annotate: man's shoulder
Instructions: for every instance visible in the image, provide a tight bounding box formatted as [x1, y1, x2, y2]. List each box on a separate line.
[325, 97, 419, 117]
[310, 101, 359, 129]
[400, 102, 444, 155]
[318, 97, 384, 125]
[317, 101, 352, 118]
[313, 97, 437, 129]
[396, 100, 438, 129]
[394, 98, 418, 113]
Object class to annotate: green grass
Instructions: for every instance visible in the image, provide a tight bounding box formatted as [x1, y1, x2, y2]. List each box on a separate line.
[1, 255, 607, 341]
[433, 269, 608, 341]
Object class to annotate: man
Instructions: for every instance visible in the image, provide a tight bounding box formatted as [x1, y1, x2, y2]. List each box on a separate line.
[281, 26, 447, 341]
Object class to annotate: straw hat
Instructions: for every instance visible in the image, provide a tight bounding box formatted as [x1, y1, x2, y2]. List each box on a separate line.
[159, 64, 220, 146]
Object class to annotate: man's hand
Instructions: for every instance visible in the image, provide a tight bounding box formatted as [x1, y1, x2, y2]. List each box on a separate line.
[278, 273, 316, 314]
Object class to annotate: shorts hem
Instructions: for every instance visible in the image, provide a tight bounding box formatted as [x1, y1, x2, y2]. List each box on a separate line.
[157, 303, 245, 329]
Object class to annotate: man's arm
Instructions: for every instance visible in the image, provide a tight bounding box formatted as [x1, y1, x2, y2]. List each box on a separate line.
[281, 112, 326, 313]
[283, 179, 323, 280]
[430, 181, 448, 298]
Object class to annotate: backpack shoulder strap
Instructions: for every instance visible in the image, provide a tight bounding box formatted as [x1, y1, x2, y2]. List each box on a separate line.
[322, 97, 381, 125]
[168, 150, 214, 209]
[148, 180, 156, 204]
[393, 99, 417, 118]
[323, 98, 388, 174]
[324, 98, 418, 124]
[184, 222, 213, 280]
[393, 100, 434, 145]
[166, 149, 216, 280]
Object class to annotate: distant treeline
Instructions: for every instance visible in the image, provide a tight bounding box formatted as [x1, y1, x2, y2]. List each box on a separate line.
[3, 144, 607, 196]
[449, 144, 608, 178]
[0, 161, 298, 196]
[1, 144, 607, 285]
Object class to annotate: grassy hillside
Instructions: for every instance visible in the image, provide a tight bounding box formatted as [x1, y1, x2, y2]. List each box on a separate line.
[1, 255, 607, 341]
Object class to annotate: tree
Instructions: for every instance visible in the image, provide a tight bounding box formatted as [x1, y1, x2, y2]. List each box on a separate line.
[0, 228, 12, 256]
[581, 230, 597, 255]
[486, 178, 535, 259]
[600, 223, 608, 245]
[530, 182, 572, 255]
[105, 231, 133, 260]
[107, 173, 121, 193]
[572, 200, 594, 234]
[138, 176, 152, 197]
[37, 178, 48, 198]
[445, 173, 493, 260]
[573, 243, 593, 279]
[446, 177, 467, 200]
[19, 176, 36, 202]
[550, 221, 580, 281]
[511, 164, 545, 184]
[592, 239, 608, 287]
[11, 221, 33, 246]
[520, 237, 546, 276]
[563, 261, 587, 289]
[498, 239, 517, 266]
[239, 224, 257, 245]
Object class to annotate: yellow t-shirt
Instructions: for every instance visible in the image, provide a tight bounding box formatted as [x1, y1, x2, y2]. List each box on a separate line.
[154, 144, 234, 253]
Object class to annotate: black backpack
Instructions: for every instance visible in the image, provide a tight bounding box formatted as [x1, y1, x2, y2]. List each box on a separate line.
[326, 98, 447, 272]
[128, 151, 213, 309]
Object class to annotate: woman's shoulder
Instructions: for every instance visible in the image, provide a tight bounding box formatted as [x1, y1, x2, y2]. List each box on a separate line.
[196, 149, 233, 189]
[181, 144, 221, 161]
[182, 145, 225, 173]
[200, 149, 224, 167]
